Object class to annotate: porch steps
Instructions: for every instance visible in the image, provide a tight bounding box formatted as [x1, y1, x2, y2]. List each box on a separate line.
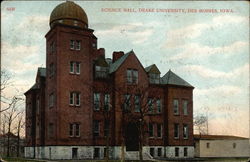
[125, 151, 154, 160]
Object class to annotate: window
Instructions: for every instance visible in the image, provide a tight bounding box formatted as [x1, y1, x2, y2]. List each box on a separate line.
[50, 41, 56, 53]
[156, 99, 161, 113]
[123, 94, 131, 111]
[148, 98, 153, 113]
[94, 148, 100, 159]
[104, 120, 109, 137]
[70, 62, 81, 74]
[134, 95, 140, 112]
[69, 123, 80, 137]
[70, 62, 75, 73]
[183, 100, 188, 115]
[150, 148, 154, 157]
[93, 93, 100, 111]
[157, 148, 162, 157]
[157, 124, 162, 138]
[206, 142, 210, 148]
[72, 148, 78, 159]
[149, 73, 160, 84]
[70, 40, 81, 50]
[183, 124, 188, 139]
[49, 93, 54, 107]
[75, 124, 80, 137]
[93, 120, 100, 137]
[104, 94, 110, 111]
[173, 99, 179, 115]
[49, 63, 55, 76]
[69, 124, 74, 136]
[48, 123, 54, 138]
[127, 69, 138, 84]
[174, 123, 179, 139]
[148, 123, 154, 137]
[70, 40, 75, 49]
[175, 147, 179, 157]
[127, 69, 132, 83]
[76, 62, 80, 74]
[233, 143, 236, 149]
[36, 98, 40, 113]
[70, 92, 74, 105]
[76, 40, 81, 50]
[75, 93, 80, 106]
[69, 92, 81, 106]
[95, 66, 108, 78]
[184, 147, 188, 157]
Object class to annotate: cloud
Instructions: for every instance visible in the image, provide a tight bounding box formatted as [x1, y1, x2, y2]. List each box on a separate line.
[94, 22, 154, 44]
[196, 85, 242, 97]
[169, 41, 248, 61]
[207, 109, 249, 137]
[16, 15, 49, 31]
[163, 15, 248, 49]
[179, 63, 249, 79]
[1, 42, 41, 74]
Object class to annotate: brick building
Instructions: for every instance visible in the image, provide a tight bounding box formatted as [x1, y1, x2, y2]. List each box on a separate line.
[24, 1, 194, 160]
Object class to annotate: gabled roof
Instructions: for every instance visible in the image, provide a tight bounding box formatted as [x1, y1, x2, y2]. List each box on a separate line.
[38, 67, 46, 77]
[194, 134, 249, 140]
[145, 64, 161, 74]
[109, 50, 132, 73]
[24, 83, 39, 95]
[161, 70, 193, 88]
[25, 67, 45, 95]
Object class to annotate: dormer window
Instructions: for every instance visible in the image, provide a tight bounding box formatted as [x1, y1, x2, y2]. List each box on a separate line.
[149, 73, 160, 84]
[95, 66, 108, 78]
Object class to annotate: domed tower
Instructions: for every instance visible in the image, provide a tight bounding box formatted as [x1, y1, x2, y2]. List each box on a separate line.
[49, 1, 88, 29]
[45, 1, 97, 152]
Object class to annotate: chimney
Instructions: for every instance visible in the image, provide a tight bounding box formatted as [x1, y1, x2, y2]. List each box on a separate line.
[112, 51, 124, 62]
[97, 48, 105, 58]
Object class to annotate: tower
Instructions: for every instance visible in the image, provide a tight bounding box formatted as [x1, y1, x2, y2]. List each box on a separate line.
[45, 1, 96, 146]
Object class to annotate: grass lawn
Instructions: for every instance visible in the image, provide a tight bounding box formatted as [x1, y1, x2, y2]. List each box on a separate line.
[2, 157, 47, 162]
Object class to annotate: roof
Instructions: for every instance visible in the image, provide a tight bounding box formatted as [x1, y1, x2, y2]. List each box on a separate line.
[145, 64, 161, 74]
[0, 132, 18, 138]
[38, 67, 46, 77]
[109, 50, 132, 73]
[95, 56, 109, 67]
[161, 70, 193, 88]
[194, 134, 249, 140]
[50, 1, 88, 27]
[24, 67, 45, 94]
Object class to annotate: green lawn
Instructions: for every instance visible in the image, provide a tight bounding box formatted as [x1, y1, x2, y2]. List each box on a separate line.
[2, 157, 47, 162]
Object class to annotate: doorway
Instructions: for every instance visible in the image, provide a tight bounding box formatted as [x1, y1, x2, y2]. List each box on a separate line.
[125, 122, 139, 151]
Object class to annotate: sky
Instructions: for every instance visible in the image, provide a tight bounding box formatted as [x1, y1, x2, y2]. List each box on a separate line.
[1, 1, 249, 137]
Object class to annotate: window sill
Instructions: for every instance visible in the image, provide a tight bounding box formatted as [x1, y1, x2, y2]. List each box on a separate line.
[174, 137, 179, 140]
[69, 104, 81, 107]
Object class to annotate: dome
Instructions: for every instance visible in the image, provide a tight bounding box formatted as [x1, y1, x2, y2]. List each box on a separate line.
[49, 1, 88, 28]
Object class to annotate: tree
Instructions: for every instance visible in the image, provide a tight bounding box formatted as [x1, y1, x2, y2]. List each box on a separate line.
[116, 85, 161, 162]
[15, 111, 25, 157]
[1, 70, 13, 113]
[2, 96, 23, 157]
[193, 108, 210, 135]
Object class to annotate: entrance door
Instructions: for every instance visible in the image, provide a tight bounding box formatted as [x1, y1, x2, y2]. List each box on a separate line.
[125, 122, 139, 151]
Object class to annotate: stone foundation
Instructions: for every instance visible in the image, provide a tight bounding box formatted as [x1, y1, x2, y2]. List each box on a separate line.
[24, 146, 194, 160]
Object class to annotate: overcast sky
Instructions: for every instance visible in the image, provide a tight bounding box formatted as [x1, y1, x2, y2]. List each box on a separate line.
[1, 1, 249, 137]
